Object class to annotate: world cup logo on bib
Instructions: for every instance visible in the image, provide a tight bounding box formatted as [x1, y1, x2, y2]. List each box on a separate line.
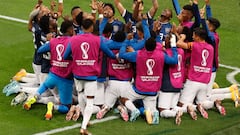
[146, 59, 155, 75]
[80, 42, 90, 59]
[56, 44, 64, 61]
[201, 49, 209, 66]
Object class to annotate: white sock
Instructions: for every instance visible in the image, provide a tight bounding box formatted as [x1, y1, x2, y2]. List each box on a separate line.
[212, 93, 231, 100]
[37, 96, 58, 104]
[125, 100, 137, 112]
[202, 100, 214, 110]
[53, 104, 59, 111]
[21, 76, 37, 84]
[19, 86, 38, 95]
[160, 110, 177, 118]
[212, 87, 230, 94]
[92, 105, 101, 114]
[78, 92, 86, 112]
[81, 98, 94, 130]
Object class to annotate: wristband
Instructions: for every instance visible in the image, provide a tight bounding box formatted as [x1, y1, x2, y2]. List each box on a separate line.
[99, 14, 103, 19]
[91, 9, 97, 14]
[58, 0, 63, 3]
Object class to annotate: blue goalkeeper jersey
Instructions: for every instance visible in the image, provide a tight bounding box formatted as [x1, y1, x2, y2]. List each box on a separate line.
[156, 22, 172, 43]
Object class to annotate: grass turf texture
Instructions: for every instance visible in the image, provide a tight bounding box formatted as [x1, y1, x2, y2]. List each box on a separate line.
[0, 0, 240, 134]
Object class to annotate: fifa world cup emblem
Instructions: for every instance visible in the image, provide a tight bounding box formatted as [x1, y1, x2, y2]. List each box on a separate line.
[177, 55, 182, 71]
[201, 49, 209, 66]
[80, 42, 90, 59]
[56, 44, 64, 61]
[146, 59, 155, 75]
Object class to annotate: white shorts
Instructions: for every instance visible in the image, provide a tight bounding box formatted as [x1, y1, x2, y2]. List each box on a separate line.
[94, 82, 105, 105]
[104, 80, 132, 108]
[122, 85, 158, 111]
[206, 72, 216, 98]
[179, 79, 208, 105]
[74, 79, 97, 97]
[158, 91, 180, 109]
[32, 63, 41, 84]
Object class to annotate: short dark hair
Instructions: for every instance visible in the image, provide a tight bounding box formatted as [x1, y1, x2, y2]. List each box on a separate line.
[113, 31, 126, 42]
[182, 26, 193, 42]
[183, 4, 194, 15]
[145, 37, 156, 51]
[71, 6, 80, 15]
[60, 20, 73, 34]
[193, 27, 207, 40]
[208, 17, 221, 30]
[82, 19, 94, 30]
[104, 3, 115, 15]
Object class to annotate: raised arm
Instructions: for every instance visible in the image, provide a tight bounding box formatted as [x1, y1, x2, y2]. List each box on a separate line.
[172, 0, 181, 15]
[114, 0, 126, 16]
[57, 0, 63, 17]
[99, 17, 108, 35]
[191, 0, 201, 29]
[90, 0, 98, 23]
[148, 0, 159, 18]
[28, 0, 42, 31]
[205, 0, 212, 19]
[132, 0, 142, 21]
[142, 15, 151, 40]
[28, 8, 40, 31]
[50, 0, 63, 19]
[201, 17, 215, 45]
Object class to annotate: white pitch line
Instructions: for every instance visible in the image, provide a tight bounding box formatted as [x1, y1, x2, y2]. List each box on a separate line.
[220, 64, 240, 85]
[33, 116, 119, 135]
[219, 64, 240, 71]
[0, 15, 28, 24]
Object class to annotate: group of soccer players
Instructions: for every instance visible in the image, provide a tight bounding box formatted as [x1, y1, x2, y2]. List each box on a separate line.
[3, 0, 240, 134]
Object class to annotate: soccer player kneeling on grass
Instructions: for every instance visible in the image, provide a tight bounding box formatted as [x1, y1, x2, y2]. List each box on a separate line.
[23, 19, 74, 120]
[176, 27, 225, 120]
[118, 28, 178, 124]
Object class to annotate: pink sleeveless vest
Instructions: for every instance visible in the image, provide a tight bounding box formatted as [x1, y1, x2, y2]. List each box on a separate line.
[70, 33, 101, 76]
[108, 50, 133, 81]
[188, 42, 214, 84]
[135, 48, 164, 94]
[166, 48, 185, 88]
[50, 36, 72, 78]
[181, 21, 193, 28]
